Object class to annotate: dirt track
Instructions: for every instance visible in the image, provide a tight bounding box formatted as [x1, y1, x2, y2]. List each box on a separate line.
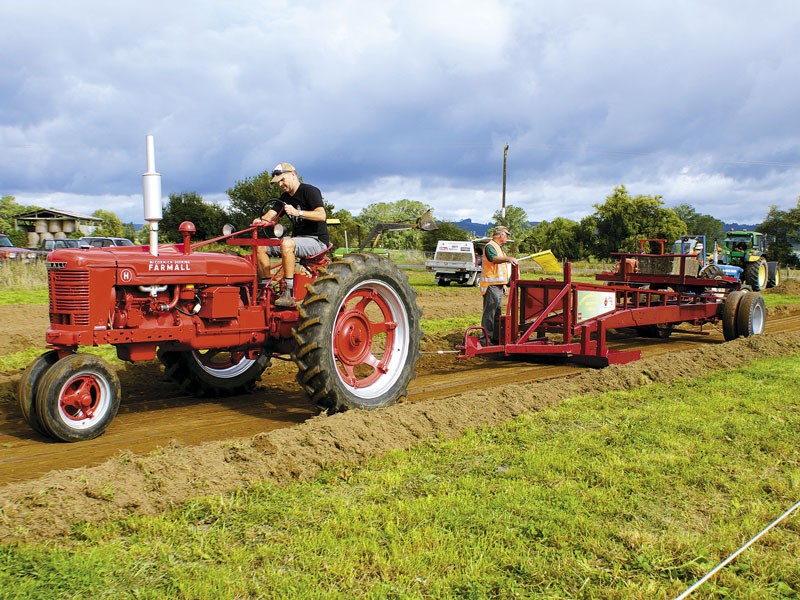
[2, 283, 800, 542]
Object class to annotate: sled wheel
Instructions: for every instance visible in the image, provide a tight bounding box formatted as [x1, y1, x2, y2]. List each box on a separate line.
[17, 350, 59, 436]
[294, 252, 422, 413]
[736, 293, 766, 338]
[157, 348, 270, 397]
[722, 290, 746, 341]
[35, 354, 121, 442]
[744, 258, 768, 291]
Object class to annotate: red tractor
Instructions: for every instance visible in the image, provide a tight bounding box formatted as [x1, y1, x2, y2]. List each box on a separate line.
[17, 222, 422, 442]
[17, 138, 422, 442]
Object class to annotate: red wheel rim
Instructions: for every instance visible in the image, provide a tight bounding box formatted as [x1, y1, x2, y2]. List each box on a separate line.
[333, 286, 398, 389]
[59, 374, 104, 423]
[191, 349, 257, 378]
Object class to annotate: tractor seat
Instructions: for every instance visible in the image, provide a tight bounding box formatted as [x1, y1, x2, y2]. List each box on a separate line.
[299, 243, 333, 267]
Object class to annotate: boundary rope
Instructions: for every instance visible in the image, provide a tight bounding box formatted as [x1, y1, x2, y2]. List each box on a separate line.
[674, 499, 800, 599]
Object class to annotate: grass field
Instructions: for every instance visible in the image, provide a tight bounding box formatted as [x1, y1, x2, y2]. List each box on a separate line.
[1, 356, 798, 598]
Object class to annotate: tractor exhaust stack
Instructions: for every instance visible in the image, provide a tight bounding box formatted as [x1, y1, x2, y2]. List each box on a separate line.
[142, 135, 163, 257]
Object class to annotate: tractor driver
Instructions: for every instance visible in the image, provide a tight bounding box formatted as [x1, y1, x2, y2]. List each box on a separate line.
[479, 225, 518, 345]
[251, 163, 329, 308]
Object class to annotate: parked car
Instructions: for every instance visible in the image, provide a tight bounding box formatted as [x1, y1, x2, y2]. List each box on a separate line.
[79, 236, 135, 248]
[29, 237, 86, 259]
[1, 233, 39, 263]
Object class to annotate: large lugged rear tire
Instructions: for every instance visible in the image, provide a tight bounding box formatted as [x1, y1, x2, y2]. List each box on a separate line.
[767, 262, 780, 288]
[293, 252, 422, 413]
[158, 348, 270, 397]
[744, 258, 768, 291]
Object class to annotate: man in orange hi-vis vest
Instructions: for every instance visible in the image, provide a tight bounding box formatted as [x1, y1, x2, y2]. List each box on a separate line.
[480, 225, 518, 345]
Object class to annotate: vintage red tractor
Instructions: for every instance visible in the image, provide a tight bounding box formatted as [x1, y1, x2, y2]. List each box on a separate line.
[17, 138, 422, 442]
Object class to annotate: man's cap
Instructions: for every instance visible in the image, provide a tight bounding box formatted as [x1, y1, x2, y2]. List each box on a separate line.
[270, 162, 296, 183]
[492, 225, 510, 236]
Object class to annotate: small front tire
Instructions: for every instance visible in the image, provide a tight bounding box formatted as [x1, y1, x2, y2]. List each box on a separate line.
[17, 350, 59, 436]
[35, 354, 121, 442]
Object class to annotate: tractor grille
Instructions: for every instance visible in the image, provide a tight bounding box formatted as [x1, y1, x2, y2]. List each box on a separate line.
[49, 269, 91, 326]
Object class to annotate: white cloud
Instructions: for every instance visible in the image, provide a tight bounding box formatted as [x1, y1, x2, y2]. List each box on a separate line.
[2, 0, 800, 229]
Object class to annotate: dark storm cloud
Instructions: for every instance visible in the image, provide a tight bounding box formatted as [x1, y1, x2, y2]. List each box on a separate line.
[2, 0, 799, 225]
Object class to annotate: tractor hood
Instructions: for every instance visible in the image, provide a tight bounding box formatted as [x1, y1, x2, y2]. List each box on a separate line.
[47, 244, 254, 286]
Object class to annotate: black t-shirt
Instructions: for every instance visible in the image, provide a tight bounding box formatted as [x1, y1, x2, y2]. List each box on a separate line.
[280, 183, 329, 245]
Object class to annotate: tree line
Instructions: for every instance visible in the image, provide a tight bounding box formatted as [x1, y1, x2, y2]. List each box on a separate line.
[3, 171, 800, 265]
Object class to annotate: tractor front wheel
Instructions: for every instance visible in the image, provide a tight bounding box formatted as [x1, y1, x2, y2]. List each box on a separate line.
[293, 252, 422, 412]
[35, 354, 121, 442]
[17, 350, 59, 436]
[158, 348, 270, 397]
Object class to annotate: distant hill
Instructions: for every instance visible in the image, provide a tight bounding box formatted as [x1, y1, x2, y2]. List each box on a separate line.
[451, 219, 540, 237]
[724, 223, 758, 232]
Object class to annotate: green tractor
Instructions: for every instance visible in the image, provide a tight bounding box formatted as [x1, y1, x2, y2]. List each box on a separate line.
[719, 230, 779, 291]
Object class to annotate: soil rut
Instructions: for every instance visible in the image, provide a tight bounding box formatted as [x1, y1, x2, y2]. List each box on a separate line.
[2, 284, 800, 543]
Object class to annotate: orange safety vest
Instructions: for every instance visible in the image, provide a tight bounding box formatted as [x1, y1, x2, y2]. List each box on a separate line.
[480, 239, 510, 295]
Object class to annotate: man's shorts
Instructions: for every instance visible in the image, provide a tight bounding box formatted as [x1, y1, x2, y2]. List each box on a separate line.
[266, 236, 328, 258]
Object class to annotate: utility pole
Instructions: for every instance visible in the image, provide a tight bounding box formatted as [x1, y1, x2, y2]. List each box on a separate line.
[501, 144, 509, 220]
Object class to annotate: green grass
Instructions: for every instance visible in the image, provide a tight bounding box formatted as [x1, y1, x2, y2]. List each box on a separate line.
[0, 289, 48, 306]
[763, 293, 800, 308]
[0, 346, 121, 372]
[421, 315, 481, 337]
[1, 356, 798, 598]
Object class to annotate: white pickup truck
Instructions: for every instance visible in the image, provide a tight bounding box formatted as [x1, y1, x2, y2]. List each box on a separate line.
[425, 240, 482, 286]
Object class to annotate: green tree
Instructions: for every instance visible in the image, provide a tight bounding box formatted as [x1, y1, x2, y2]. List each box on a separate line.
[356, 199, 432, 250]
[672, 204, 726, 244]
[422, 221, 470, 253]
[760, 199, 800, 266]
[160, 192, 229, 243]
[226, 171, 282, 229]
[0, 196, 29, 246]
[528, 217, 593, 260]
[588, 186, 686, 258]
[327, 208, 360, 250]
[490, 205, 533, 253]
[91, 209, 126, 238]
[121, 222, 137, 242]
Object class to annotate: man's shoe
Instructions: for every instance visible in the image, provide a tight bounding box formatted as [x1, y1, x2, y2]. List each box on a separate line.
[274, 289, 296, 308]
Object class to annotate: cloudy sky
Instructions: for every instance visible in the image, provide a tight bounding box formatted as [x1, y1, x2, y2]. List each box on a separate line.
[3, 0, 799, 227]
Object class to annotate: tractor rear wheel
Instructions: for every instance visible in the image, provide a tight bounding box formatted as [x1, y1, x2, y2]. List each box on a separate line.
[722, 290, 746, 341]
[736, 293, 766, 337]
[35, 354, 121, 442]
[157, 348, 270, 397]
[17, 350, 59, 436]
[768, 263, 780, 288]
[744, 258, 768, 291]
[293, 252, 422, 413]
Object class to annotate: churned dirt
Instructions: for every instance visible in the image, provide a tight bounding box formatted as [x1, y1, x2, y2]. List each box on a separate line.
[1, 282, 800, 543]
